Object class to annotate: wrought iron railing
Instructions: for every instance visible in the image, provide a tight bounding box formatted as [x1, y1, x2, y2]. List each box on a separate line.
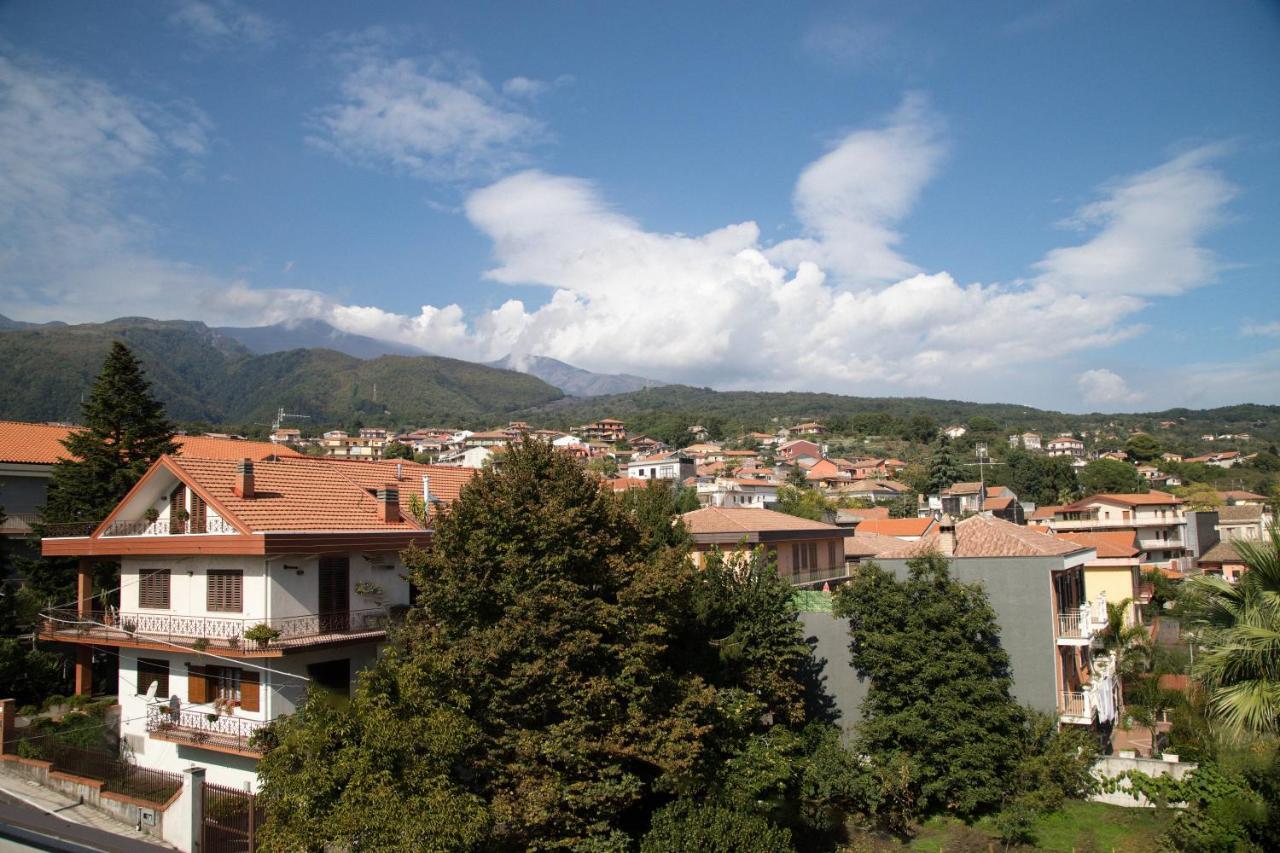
[102, 516, 239, 537]
[17, 740, 183, 805]
[146, 706, 266, 755]
[42, 606, 392, 650]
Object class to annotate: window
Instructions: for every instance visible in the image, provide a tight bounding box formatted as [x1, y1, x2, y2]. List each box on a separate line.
[207, 666, 241, 703]
[188, 665, 260, 711]
[207, 570, 243, 612]
[792, 541, 818, 571]
[138, 569, 170, 610]
[168, 485, 187, 534]
[136, 658, 169, 698]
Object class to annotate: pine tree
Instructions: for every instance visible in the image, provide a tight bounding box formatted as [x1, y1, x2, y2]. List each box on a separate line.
[41, 342, 177, 526]
[926, 437, 966, 495]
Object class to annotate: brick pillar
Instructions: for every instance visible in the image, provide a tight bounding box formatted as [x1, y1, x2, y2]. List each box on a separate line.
[74, 646, 92, 696]
[0, 698, 14, 754]
[77, 558, 93, 617]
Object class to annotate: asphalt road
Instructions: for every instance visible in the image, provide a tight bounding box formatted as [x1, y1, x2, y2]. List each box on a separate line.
[0, 789, 165, 852]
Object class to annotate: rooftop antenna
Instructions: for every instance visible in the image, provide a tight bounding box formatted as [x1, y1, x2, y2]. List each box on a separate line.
[271, 407, 311, 432]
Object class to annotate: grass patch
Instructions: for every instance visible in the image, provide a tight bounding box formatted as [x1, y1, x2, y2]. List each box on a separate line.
[905, 801, 1168, 852]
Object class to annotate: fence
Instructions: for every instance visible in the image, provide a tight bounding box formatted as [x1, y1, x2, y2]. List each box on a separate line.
[203, 780, 263, 852]
[22, 740, 182, 806]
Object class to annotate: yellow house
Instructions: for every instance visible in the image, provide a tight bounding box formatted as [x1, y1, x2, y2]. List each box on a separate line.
[681, 506, 850, 587]
[1054, 531, 1142, 625]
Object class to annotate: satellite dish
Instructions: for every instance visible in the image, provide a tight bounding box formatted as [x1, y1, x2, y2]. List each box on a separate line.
[145, 680, 158, 702]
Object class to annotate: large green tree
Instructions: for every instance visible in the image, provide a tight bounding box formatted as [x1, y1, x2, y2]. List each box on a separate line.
[1078, 458, 1146, 495]
[258, 439, 820, 849]
[41, 342, 178, 526]
[832, 552, 1027, 819]
[925, 437, 967, 495]
[1124, 432, 1163, 463]
[993, 449, 1079, 506]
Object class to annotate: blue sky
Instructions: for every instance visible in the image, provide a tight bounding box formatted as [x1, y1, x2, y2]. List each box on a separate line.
[1, 1, 1277, 412]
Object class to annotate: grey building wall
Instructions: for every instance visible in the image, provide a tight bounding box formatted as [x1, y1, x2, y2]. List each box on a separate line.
[799, 555, 1062, 734]
[1184, 511, 1220, 559]
[0, 471, 51, 517]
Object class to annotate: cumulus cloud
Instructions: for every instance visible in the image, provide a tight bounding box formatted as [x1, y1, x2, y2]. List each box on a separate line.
[310, 54, 545, 182]
[768, 93, 944, 284]
[1033, 146, 1235, 295]
[168, 0, 277, 48]
[1076, 369, 1144, 407]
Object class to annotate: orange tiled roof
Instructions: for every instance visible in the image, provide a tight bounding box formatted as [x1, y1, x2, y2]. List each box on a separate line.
[1064, 491, 1182, 509]
[682, 506, 841, 535]
[1055, 530, 1140, 559]
[844, 530, 906, 558]
[879, 515, 1089, 559]
[854, 517, 935, 538]
[310, 457, 475, 519]
[0, 420, 75, 464]
[166, 456, 423, 532]
[0, 421, 300, 465]
[1219, 490, 1266, 502]
[174, 435, 302, 460]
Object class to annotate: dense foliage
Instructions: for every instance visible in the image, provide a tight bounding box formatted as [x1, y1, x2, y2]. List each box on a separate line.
[257, 440, 835, 850]
[1079, 458, 1147, 495]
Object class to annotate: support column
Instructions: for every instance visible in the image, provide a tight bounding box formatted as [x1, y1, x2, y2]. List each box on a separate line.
[163, 766, 205, 853]
[74, 646, 92, 696]
[77, 558, 93, 617]
[0, 698, 15, 754]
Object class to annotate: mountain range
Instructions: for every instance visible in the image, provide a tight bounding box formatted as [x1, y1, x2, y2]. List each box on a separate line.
[0, 316, 1275, 448]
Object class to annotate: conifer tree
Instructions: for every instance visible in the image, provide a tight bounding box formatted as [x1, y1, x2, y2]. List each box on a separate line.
[925, 437, 966, 495]
[41, 342, 177, 526]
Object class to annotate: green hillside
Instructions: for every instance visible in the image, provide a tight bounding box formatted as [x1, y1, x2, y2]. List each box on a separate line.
[0, 318, 564, 428]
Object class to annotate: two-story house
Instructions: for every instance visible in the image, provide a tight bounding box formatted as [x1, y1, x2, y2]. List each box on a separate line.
[1046, 435, 1086, 459]
[626, 453, 695, 482]
[682, 507, 850, 587]
[695, 477, 779, 509]
[39, 456, 472, 791]
[1041, 492, 1188, 567]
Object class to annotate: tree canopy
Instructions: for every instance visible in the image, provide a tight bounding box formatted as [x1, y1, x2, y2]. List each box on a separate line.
[258, 439, 830, 849]
[1079, 458, 1146, 495]
[926, 438, 967, 495]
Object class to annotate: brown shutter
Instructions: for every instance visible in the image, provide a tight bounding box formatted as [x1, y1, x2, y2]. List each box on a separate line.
[138, 569, 171, 609]
[169, 485, 187, 534]
[239, 671, 260, 712]
[187, 665, 208, 704]
[190, 493, 207, 534]
[207, 570, 243, 612]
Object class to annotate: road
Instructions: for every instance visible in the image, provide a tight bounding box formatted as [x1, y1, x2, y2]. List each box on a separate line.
[0, 789, 166, 852]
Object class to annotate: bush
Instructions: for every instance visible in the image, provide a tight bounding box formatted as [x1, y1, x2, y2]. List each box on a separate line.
[17, 705, 38, 717]
[640, 800, 794, 853]
[993, 799, 1037, 846]
[40, 694, 67, 712]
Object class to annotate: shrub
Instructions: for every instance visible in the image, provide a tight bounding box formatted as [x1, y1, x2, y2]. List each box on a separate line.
[640, 800, 794, 853]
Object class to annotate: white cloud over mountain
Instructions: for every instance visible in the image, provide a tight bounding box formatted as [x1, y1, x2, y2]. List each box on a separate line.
[0, 51, 1257, 409]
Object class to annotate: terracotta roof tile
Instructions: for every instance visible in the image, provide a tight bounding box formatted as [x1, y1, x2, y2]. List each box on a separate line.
[1199, 540, 1245, 565]
[854, 517, 935, 538]
[879, 515, 1089, 559]
[681, 507, 840, 535]
[1064, 491, 1183, 510]
[1218, 505, 1263, 523]
[174, 435, 302, 460]
[0, 421, 301, 465]
[844, 530, 908, 557]
[1055, 531, 1140, 559]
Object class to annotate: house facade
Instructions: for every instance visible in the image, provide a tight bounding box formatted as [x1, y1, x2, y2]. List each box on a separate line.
[682, 507, 850, 587]
[626, 453, 696, 482]
[1045, 435, 1086, 459]
[695, 477, 779, 509]
[1042, 492, 1188, 567]
[39, 456, 472, 791]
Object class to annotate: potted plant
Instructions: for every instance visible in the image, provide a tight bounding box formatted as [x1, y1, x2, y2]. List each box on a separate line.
[143, 507, 160, 525]
[244, 624, 281, 648]
[192, 637, 209, 651]
[121, 619, 137, 636]
[206, 712, 219, 724]
[354, 581, 384, 606]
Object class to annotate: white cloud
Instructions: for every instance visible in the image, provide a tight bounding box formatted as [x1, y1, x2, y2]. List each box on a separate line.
[311, 55, 545, 182]
[768, 93, 944, 284]
[1076, 369, 1144, 407]
[1033, 146, 1235, 296]
[168, 0, 277, 48]
[1242, 320, 1280, 337]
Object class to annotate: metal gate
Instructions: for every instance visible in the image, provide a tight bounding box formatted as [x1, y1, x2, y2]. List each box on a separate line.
[202, 780, 263, 852]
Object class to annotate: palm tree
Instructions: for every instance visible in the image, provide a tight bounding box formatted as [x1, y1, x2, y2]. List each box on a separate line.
[1181, 525, 1280, 735]
[1096, 596, 1152, 708]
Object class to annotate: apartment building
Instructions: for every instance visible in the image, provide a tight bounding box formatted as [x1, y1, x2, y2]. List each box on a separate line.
[573, 419, 627, 443]
[625, 453, 695, 482]
[317, 428, 390, 459]
[695, 477, 779, 509]
[682, 507, 850, 587]
[803, 516, 1114, 732]
[1045, 435, 1086, 459]
[1041, 492, 1188, 566]
[39, 455, 472, 790]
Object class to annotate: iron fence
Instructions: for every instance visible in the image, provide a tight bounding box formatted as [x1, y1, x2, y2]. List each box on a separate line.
[203, 780, 263, 852]
[20, 740, 182, 805]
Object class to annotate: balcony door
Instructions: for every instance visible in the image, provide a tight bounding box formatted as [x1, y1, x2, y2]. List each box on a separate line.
[319, 556, 350, 632]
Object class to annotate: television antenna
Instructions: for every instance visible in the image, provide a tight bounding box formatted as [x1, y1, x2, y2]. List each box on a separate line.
[272, 407, 311, 431]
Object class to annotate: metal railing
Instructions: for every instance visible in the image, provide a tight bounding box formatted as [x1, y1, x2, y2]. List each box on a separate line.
[789, 565, 851, 586]
[102, 516, 239, 537]
[1056, 597, 1109, 641]
[18, 740, 183, 805]
[43, 606, 393, 650]
[146, 707, 267, 755]
[0, 512, 40, 534]
[1060, 691, 1089, 720]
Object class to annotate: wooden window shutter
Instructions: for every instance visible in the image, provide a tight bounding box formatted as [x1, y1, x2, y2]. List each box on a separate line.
[138, 569, 171, 609]
[239, 671, 260, 712]
[207, 570, 243, 612]
[190, 493, 207, 534]
[187, 665, 208, 704]
[169, 485, 187, 534]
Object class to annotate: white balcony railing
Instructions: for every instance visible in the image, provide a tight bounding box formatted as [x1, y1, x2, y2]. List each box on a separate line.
[101, 516, 239, 537]
[1056, 594, 1108, 643]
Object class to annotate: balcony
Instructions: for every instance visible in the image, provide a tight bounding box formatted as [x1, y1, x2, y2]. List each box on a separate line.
[1056, 598, 1108, 645]
[1060, 674, 1120, 726]
[40, 515, 240, 538]
[40, 606, 395, 655]
[145, 706, 266, 757]
[789, 565, 851, 587]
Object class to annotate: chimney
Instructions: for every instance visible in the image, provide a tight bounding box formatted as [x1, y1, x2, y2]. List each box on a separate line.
[422, 474, 432, 504]
[234, 459, 254, 499]
[395, 462, 404, 481]
[937, 513, 956, 557]
[376, 485, 400, 523]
